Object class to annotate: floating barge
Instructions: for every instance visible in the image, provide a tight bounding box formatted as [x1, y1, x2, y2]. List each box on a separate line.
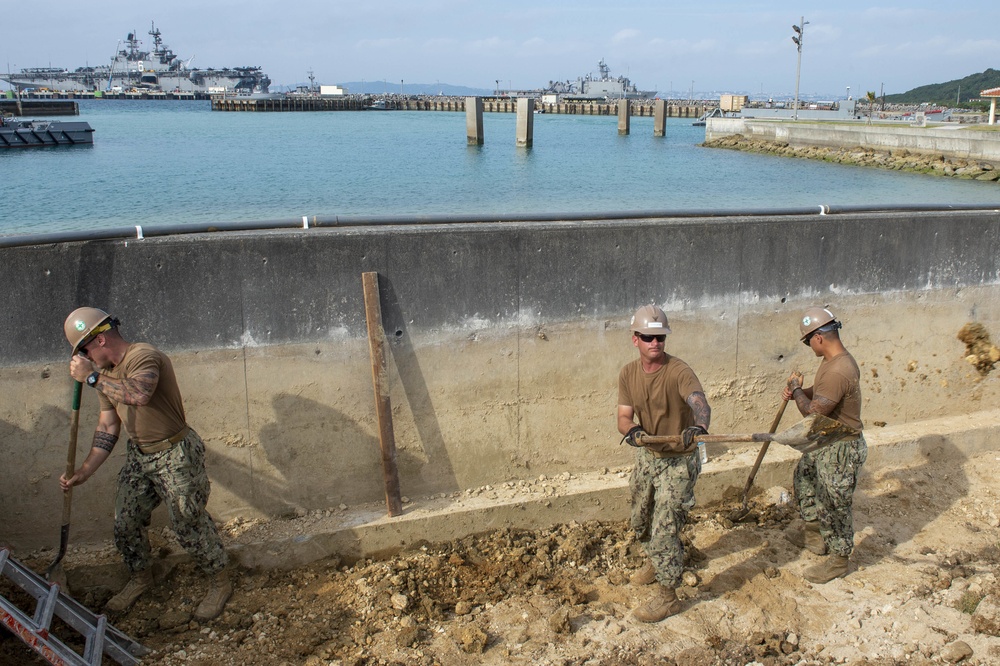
[0, 119, 94, 148]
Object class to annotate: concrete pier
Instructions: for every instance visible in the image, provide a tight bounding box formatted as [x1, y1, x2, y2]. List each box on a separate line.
[617, 99, 630, 135]
[516, 97, 534, 147]
[705, 117, 1000, 163]
[465, 96, 484, 145]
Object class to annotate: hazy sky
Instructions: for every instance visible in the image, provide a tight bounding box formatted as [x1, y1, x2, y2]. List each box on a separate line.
[3, 1, 997, 96]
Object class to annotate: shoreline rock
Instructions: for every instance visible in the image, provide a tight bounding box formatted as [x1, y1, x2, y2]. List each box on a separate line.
[702, 134, 1000, 182]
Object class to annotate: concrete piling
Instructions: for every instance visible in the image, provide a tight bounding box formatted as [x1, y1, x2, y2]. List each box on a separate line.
[618, 99, 630, 135]
[466, 97, 484, 145]
[516, 98, 534, 147]
[654, 99, 667, 137]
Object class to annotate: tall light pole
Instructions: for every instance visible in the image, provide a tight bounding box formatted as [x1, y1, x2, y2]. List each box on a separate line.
[791, 17, 809, 120]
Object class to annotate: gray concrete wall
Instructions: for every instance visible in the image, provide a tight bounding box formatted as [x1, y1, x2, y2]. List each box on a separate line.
[706, 117, 1000, 163]
[2, 210, 999, 550]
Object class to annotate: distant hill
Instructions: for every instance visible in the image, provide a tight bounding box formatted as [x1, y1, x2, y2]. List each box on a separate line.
[884, 69, 1000, 106]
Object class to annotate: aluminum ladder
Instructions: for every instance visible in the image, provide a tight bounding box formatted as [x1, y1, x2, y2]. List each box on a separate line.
[0, 548, 149, 665]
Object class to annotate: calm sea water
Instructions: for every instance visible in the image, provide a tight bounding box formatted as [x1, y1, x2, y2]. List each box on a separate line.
[2, 99, 999, 237]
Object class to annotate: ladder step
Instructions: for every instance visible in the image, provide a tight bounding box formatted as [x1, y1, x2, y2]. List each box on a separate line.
[0, 548, 149, 665]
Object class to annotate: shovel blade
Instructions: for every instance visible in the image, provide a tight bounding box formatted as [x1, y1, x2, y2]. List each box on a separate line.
[771, 414, 860, 453]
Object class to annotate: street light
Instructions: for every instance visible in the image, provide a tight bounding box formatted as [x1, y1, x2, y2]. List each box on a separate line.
[791, 16, 809, 120]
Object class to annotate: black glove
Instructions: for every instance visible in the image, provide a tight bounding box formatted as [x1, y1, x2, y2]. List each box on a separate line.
[621, 425, 645, 447]
[682, 425, 708, 449]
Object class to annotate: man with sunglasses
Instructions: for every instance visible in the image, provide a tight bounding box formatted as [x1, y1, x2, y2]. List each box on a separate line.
[782, 306, 866, 584]
[60, 307, 232, 620]
[617, 305, 711, 622]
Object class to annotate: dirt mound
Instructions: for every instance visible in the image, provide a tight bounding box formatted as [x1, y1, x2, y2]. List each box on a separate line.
[958, 322, 1000, 376]
[5, 449, 1000, 665]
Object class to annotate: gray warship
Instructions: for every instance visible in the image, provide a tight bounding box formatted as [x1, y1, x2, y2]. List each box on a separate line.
[2, 23, 270, 95]
[546, 59, 656, 101]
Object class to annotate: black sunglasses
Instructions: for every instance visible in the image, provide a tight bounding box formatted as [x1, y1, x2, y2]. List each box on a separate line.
[802, 330, 820, 346]
[636, 333, 666, 343]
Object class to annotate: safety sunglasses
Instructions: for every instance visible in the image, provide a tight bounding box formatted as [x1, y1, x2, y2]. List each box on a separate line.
[636, 333, 666, 343]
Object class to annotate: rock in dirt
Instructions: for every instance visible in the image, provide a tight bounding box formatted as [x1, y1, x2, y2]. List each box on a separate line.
[972, 594, 1000, 635]
[457, 623, 488, 653]
[940, 639, 974, 663]
[158, 609, 191, 631]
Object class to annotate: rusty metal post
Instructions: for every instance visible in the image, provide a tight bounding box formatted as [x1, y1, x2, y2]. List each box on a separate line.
[362, 272, 403, 517]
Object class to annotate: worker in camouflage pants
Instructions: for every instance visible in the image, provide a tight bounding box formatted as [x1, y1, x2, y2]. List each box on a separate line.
[618, 305, 711, 623]
[783, 307, 867, 583]
[114, 429, 227, 576]
[60, 307, 232, 620]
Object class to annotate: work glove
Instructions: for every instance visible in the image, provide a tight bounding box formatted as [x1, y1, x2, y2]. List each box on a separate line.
[682, 425, 708, 449]
[621, 425, 645, 447]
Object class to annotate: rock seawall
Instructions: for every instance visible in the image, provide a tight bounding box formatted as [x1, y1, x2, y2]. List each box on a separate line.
[704, 134, 1000, 182]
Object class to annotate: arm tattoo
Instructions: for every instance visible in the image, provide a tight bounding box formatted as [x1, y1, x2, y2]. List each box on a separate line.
[686, 391, 711, 429]
[93, 431, 119, 453]
[96, 369, 158, 406]
[808, 394, 839, 417]
[792, 387, 812, 415]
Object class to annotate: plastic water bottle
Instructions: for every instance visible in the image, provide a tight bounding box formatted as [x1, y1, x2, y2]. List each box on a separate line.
[697, 441, 708, 464]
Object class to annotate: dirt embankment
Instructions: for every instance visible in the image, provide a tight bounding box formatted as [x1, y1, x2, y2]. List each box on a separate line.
[703, 134, 1000, 182]
[5, 442, 1000, 666]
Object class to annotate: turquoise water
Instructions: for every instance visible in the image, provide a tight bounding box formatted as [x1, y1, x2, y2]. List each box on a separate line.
[2, 100, 999, 236]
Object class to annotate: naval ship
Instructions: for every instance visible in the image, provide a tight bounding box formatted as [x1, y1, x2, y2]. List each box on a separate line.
[545, 59, 656, 101]
[2, 23, 270, 94]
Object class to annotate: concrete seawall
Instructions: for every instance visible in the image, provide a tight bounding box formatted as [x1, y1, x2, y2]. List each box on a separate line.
[2, 209, 999, 551]
[706, 117, 1000, 163]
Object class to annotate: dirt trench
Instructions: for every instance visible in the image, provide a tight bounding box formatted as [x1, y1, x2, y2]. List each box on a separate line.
[5, 443, 1000, 666]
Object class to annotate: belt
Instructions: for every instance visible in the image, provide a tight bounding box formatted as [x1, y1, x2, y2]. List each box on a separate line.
[651, 448, 696, 459]
[134, 426, 190, 455]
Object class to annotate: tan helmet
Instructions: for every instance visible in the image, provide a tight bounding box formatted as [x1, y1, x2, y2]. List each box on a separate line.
[630, 305, 671, 336]
[64, 307, 113, 354]
[799, 307, 838, 341]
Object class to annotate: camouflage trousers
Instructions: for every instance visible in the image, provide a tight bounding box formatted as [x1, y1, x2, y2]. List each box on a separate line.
[794, 434, 868, 557]
[114, 429, 227, 575]
[629, 448, 701, 588]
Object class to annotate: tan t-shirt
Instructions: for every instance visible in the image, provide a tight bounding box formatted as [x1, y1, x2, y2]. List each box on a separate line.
[97, 343, 187, 443]
[618, 354, 704, 437]
[812, 351, 863, 431]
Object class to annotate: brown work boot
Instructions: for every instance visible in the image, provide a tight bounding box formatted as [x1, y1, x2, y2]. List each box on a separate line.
[630, 561, 657, 586]
[804, 554, 849, 584]
[106, 568, 153, 613]
[194, 568, 233, 622]
[785, 520, 827, 555]
[632, 584, 681, 623]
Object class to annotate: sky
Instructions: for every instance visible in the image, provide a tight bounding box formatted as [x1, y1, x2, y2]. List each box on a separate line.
[2, 1, 998, 97]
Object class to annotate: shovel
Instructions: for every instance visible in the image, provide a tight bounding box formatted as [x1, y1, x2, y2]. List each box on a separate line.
[639, 413, 859, 454]
[45, 380, 82, 587]
[726, 399, 788, 523]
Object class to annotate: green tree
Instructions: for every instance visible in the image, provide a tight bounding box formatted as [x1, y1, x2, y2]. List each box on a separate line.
[866, 91, 876, 124]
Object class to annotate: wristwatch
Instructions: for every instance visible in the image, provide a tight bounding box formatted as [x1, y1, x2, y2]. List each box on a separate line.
[86, 371, 100, 388]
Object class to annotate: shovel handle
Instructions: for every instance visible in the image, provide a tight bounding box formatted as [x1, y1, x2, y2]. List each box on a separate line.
[640, 433, 772, 445]
[62, 381, 83, 515]
[741, 399, 789, 493]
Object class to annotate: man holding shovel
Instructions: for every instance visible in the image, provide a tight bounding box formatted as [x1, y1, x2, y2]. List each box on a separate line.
[783, 307, 867, 584]
[59, 307, 232, 620]
[617, 305, 711, 622]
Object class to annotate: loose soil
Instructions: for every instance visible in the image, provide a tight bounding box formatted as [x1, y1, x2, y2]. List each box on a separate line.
[5, 447, 1000, 665]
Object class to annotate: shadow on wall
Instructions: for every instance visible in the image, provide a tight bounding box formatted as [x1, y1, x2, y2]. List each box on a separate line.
[0, 397, 116, 549]
[379, 275, 459, 496]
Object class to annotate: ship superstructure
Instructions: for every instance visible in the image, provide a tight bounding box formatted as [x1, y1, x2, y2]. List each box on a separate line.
[2, 23, 270, 94]
[546, 59, 656, 101]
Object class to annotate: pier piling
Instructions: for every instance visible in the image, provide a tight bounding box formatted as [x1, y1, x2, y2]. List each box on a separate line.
[466, 97, 484, 145]
[516, 98, 534, 147]
[618, 100, 630, 135]
[653, 99, 667, 137]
